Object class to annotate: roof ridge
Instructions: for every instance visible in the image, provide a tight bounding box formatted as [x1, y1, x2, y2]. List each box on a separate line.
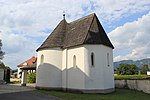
[36, 19, 67, 51]
[95, 16, 114, 49]
[62, 13, 96, 48]
[69, 13, 95, 24]
[82, 14, 96, 44]
[61, 19, 68, 45]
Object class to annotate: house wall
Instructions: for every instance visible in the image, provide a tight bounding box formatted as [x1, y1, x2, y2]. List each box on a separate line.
[147, 71, 150, 75]
[62, 45, 114, 91]
[62, 49, 67, 89]
[84, 45, 114, 90]
[36, 45, 114, 93]
[17, 67, 21, 78]
[62, 47, 85, 89]
[36, 48, 62, 88]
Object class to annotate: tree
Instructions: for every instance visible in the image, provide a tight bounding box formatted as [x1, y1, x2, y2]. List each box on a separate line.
[140, 64, 149, 74]
[0, 62, 11, 69]
[116, 63, 138, 75]
[0, 40, 5, 61]
[0, 62, 5, 68]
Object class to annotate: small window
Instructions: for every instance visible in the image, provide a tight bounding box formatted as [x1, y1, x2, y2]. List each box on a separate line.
[73, 55, 76, 68]
[40, 55, 44, 64]
[91, 52, 94, 67]
[107, 53, 110, 67]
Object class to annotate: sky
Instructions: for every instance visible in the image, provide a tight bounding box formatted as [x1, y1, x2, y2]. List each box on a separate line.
[0, 0, 150, 69]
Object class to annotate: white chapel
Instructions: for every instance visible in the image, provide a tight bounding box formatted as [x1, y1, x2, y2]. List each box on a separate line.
[36, 13, 114, 93]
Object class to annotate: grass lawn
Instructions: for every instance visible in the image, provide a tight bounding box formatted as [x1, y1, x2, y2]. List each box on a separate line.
[114, 75, 147, 80]
[39, 88, 150, 100]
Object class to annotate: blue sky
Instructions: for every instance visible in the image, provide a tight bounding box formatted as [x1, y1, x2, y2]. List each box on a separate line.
[0, 0, 150, 69]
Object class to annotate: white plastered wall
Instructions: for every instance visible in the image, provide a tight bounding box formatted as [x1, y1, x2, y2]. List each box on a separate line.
[62, 47, 85, 89]
[62, 49, 67, 88]
[36, 45, 114, 90]
[84, 45, 114, 89]
[36, 48, 62, 88]
[17, 67, 21, 78]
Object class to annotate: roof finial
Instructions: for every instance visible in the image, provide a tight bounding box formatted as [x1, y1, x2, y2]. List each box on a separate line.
[63, 11, 65, 19]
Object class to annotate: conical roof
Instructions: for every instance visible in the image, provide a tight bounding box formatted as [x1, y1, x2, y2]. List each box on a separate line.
[37, 13, 114, 51]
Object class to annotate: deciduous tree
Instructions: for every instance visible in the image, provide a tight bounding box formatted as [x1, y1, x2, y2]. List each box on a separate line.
[141, 64, 149, 74]
[0, 40, 5, 61]
[116, 63, 138, 75]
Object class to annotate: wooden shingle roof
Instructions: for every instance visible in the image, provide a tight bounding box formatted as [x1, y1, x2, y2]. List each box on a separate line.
[37, 13, 114, 51]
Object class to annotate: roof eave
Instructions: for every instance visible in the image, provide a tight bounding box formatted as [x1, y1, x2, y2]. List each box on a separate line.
[36, 46, 63, 51]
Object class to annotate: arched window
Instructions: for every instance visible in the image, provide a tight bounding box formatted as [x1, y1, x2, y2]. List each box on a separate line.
[107, 53, 110, 67]
[40, 54, 44, 64]
[91, 52, 94, 67]
[73, 55, 76, 68]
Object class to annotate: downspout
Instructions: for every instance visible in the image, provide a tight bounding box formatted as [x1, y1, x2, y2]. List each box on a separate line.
[66, 49, 68, 91]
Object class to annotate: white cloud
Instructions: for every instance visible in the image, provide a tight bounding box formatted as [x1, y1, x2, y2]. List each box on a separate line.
[0, 0, 150, 69]
[92, 0, 150, 22]
[0, 31, 38, 68]
[108, 12, 150, 61]
[0, 0, 149, 36]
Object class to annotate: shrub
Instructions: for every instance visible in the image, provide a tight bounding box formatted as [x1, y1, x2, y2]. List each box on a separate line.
[27, 72, 36, 83]
[114, 75, 147, 80]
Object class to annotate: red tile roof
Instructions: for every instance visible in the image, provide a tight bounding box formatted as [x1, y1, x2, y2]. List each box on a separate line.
[17, 56, 37, 67]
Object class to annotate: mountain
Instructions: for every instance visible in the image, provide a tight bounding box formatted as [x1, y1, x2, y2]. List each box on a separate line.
[114, 58, 150, 70]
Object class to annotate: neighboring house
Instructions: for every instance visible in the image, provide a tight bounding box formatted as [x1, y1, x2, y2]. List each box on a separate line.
[36, 13, 114, 93]
[17, 56, 37, 78]
[147, 71, 150, 75]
